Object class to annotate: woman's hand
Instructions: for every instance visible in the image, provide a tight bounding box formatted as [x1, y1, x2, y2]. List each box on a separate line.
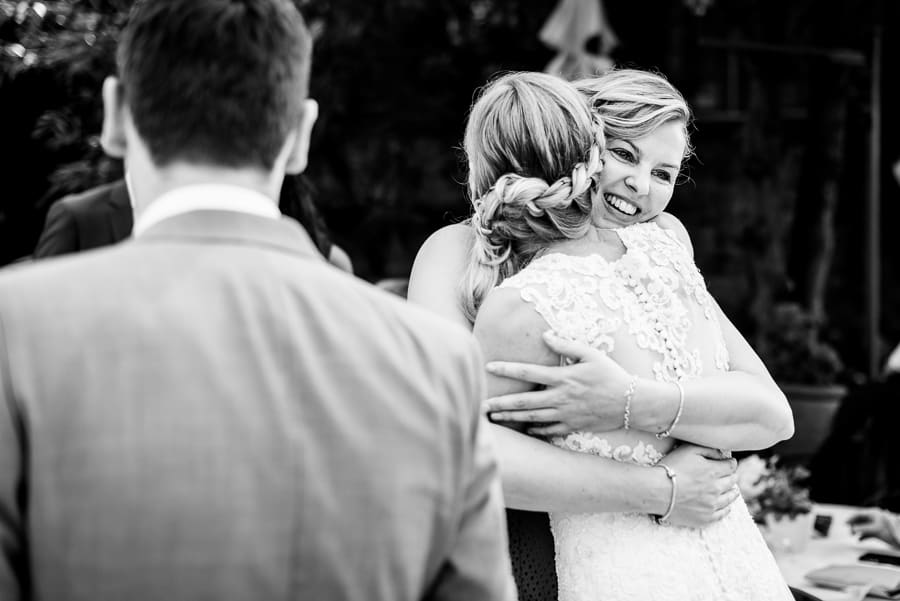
[658, 444, 740, 528]
[848, 509, 900, 548]
[483, 332, 632, 436]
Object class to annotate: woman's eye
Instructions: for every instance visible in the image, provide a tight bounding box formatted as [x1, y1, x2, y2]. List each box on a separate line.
[611, 148, 634, 162]
[653, 170, 673, 182]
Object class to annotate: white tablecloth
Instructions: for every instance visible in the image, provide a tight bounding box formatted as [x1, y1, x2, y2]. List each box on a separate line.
[773, 504, 900, 601]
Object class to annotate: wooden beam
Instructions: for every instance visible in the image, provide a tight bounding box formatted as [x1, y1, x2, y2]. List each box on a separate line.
[697, 38, 866, 66]
[867, 24, 882, 377]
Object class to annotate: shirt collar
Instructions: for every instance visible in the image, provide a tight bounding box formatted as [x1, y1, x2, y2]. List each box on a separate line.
[133, 184, 280, 237]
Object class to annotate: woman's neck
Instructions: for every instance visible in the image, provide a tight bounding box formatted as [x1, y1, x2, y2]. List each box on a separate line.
[541, 225, 627, 259]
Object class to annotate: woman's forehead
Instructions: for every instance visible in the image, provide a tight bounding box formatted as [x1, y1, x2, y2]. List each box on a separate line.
[612, 122, 686, 166]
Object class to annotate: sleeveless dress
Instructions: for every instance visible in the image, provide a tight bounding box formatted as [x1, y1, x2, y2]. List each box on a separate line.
[498, 222, 792, 601]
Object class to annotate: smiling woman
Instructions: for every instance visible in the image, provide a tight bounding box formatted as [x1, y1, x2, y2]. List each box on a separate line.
[594, 122, 684, 221]
[407, 67, 794, 601]
[469, 68, 792, 601]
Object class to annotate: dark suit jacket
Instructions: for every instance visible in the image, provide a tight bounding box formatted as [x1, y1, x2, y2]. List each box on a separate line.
[0, 208, 514, 601]
[33, 180, 132, 258]
[34, 176, 334, 259]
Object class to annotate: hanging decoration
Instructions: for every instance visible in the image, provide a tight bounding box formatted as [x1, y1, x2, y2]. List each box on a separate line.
[539, 0, 617, 81]
[683, 0, 716, 17]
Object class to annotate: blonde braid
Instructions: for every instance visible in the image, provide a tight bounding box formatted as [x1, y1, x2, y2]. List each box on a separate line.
[460, 71, 604, 322]
[463, 138, 604, 321]
[474, 139, 603, 237]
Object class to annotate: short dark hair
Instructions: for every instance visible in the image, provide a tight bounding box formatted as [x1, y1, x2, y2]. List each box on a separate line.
[117, 0, 311, 169]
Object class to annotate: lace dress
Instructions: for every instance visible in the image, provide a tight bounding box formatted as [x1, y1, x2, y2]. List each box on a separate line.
[498, 222, 792, 601]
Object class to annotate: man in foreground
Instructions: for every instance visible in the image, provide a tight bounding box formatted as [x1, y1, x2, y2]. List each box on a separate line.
[0, 1, 513, 599]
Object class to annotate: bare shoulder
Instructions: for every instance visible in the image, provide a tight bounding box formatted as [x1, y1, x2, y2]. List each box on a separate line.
[653, 211, 694, 257]
[473, 286, 558, 396]
[413, 223, 472, 265]
[408, 223, 474, 329]
[473, 286, 556, 366]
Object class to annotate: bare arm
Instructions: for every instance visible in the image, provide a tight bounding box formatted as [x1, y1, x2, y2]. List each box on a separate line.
[848, 509, 900, 548]
[630, 304, 794, 450]
[646, 213, 793, 448]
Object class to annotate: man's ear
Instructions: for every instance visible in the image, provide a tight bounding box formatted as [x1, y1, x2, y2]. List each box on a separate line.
[100, 76, 128, 159]
[284, 98, 319, 175]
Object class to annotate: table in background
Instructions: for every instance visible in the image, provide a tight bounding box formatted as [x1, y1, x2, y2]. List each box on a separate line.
[774, 504, 899, 601]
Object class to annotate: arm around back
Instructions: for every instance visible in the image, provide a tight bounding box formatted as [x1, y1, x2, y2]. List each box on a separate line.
[473, 286, 672, 514]
[643, 212, 794, 449]
[407, 222, 738, 525]
[484, 213, 793, 451]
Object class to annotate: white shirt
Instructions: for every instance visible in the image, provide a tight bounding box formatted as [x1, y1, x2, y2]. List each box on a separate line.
[133, 184, 280, 237]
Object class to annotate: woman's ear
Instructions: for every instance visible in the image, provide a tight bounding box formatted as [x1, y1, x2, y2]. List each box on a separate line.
[100, 76, 127, 158]
[284, 98, 319, 175]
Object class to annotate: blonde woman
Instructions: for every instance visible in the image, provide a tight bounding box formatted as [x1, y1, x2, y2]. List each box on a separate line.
[409, 69, 793, 600]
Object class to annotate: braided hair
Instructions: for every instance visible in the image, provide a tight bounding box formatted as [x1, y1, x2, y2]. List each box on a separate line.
[461, 72, 605, 322]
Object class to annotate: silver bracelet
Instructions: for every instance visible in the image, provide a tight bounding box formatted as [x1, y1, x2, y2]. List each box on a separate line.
[623, 376, 637, 430]
[656, 380, 684, 440]
[655, 462, 677, 524]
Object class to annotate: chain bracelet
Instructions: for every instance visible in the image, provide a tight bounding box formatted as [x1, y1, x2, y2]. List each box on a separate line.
[623, 376, 637, 430]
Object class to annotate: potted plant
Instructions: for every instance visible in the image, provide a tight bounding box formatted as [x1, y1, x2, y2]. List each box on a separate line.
[737, 454, 814, 553]
[756, 302, 846, 463]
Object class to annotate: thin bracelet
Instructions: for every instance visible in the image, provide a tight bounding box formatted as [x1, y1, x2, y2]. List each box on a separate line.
[655, 462, 677, 524]
[656, 380, 684, 440]
[623, 376, 637, 430]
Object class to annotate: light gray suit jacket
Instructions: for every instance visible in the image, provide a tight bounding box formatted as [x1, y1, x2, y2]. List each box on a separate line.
[0, 209, 515, 601]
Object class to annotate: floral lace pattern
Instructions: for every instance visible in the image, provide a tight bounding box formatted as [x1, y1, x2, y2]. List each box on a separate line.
[557, 432, 663, 466]
[498, 222, 791, 601]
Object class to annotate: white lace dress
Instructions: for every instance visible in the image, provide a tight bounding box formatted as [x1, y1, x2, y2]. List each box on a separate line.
[498, 222, 792, 601]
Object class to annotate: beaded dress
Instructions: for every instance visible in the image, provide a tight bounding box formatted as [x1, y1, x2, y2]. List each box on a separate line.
[498, 222, 792, 601]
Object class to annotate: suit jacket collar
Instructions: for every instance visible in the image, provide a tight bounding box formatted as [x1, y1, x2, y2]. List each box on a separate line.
[133, 210, 324, 261]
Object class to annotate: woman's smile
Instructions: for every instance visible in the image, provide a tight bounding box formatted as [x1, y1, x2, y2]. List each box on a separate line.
[603, 192, 640, 216]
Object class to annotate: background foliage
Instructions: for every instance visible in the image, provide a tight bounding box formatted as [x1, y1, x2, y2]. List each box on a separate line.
[1, 0, 898, 379]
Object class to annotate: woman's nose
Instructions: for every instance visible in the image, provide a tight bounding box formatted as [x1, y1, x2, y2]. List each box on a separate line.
[624, 171, 650, 195]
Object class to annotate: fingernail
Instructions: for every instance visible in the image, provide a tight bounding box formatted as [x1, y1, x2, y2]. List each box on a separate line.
[485, 362, 498, 372]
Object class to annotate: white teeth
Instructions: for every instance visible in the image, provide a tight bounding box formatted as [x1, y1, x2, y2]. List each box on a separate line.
[604, 194, 638, 216]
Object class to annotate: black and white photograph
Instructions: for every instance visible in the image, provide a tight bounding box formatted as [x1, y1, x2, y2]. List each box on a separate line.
[1, 1, 898, 600]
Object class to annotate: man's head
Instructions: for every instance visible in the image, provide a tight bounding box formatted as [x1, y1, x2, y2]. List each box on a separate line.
[102, 0, 316, 189]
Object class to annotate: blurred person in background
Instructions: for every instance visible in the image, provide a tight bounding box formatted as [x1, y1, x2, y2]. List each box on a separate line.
[810, 335, 900, 510]
[849, 507, 900, 548]
[33, 173, 352, 272]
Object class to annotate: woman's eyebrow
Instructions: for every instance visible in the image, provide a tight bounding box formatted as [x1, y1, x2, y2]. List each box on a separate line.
[627, 139, 679, 171]
[620, 140, 640, 155]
